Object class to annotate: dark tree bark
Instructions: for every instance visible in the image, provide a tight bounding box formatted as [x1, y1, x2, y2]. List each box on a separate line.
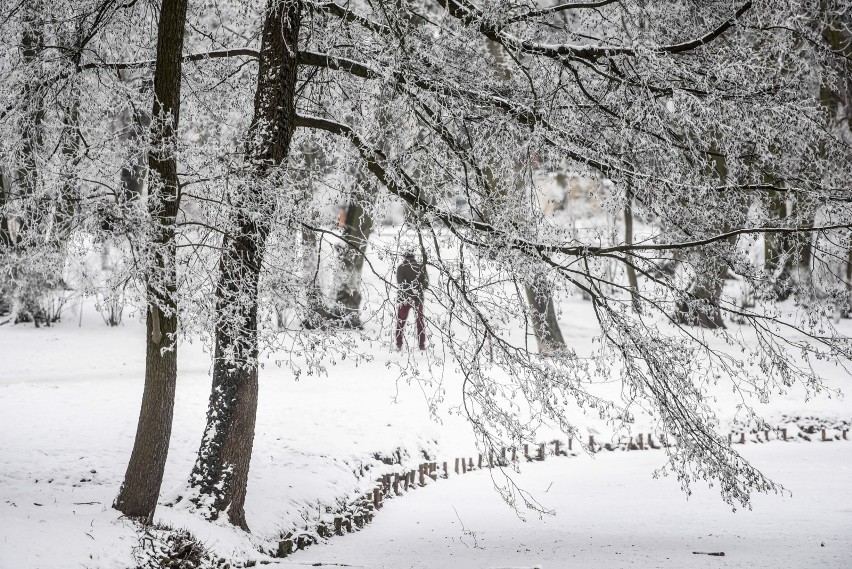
[0, 171, 12, 317]
[189, 0, 301, 530]
[300, 221, 335, 329]
[113, 0, 188, 524]
[0, 170, 12, 250]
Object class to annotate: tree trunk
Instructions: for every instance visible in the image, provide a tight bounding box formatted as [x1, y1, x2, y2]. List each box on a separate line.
[624, 194, 640, 311]
[54, 92, 81, 243]
[674, 149, 734, 328]
[0, 170, 11, 249]
[113, 0, 188, 524]
[189, 0, 301, 530]
[763, 189, 787, 271]
[524, 274, 565, 355]
[0, 171, 12, 317]
[334, 199, 373, 318]
[675, 258, 729, 328]
[300, 222, 333, 328]
[118, 69, 151, 203]
[16, 1, 46, 244]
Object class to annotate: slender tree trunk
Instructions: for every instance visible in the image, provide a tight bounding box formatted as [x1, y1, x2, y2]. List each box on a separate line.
[845, 247, 852, 318]
[763, 189, 788, 278]
[624, 193, 640, 311]
[113, 0, 188, 524]
[0, 171, 12, 316]
[0, 170, 12, 249]
[189, 0, 301, 530]
[54, 93, 81, 243]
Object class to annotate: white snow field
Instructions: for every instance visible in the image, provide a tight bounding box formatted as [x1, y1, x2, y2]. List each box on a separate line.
[0, 292, 850, 568]
[280, 444, 852, 569]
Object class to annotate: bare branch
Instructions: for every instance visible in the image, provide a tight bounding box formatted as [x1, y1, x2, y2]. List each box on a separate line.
[440, 0, 753, 60]
[78, 47, 260, 71]
[504, 0, 618, 25]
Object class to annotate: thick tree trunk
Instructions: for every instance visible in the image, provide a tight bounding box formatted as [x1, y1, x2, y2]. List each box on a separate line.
[113, 0, 188, 524]
[189, 0, 301, 530]
[524, 274, 565, 355]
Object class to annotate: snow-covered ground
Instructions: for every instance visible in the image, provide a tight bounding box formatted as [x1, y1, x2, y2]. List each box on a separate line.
[0, 219, 852, 569]
[280, 443, 852, 569]
[1, 263, 850, 567]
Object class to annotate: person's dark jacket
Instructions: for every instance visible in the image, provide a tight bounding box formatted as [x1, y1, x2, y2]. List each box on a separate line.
[396, 254, 428, 301]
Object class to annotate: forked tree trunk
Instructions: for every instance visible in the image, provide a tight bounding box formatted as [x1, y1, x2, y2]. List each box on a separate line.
[189, 0, 301, 530]
[113, 0, 188, 524]
[483, 36, 567, 348]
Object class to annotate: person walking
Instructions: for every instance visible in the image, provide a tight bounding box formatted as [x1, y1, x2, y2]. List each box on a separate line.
[395, 251, 428, 350]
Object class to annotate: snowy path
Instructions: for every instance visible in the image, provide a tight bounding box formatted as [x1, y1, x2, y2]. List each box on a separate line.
[278, 444, 852, 569]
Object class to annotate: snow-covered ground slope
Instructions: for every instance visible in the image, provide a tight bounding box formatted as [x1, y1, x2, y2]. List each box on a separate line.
[0, 304, 473, 567]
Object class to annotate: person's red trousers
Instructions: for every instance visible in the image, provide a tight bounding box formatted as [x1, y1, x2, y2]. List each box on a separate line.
[395, 298, 425, 350]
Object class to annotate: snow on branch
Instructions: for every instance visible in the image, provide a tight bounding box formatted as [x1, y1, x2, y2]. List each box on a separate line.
[503, 0, 619, 25]
[441, 0, 753, 60]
